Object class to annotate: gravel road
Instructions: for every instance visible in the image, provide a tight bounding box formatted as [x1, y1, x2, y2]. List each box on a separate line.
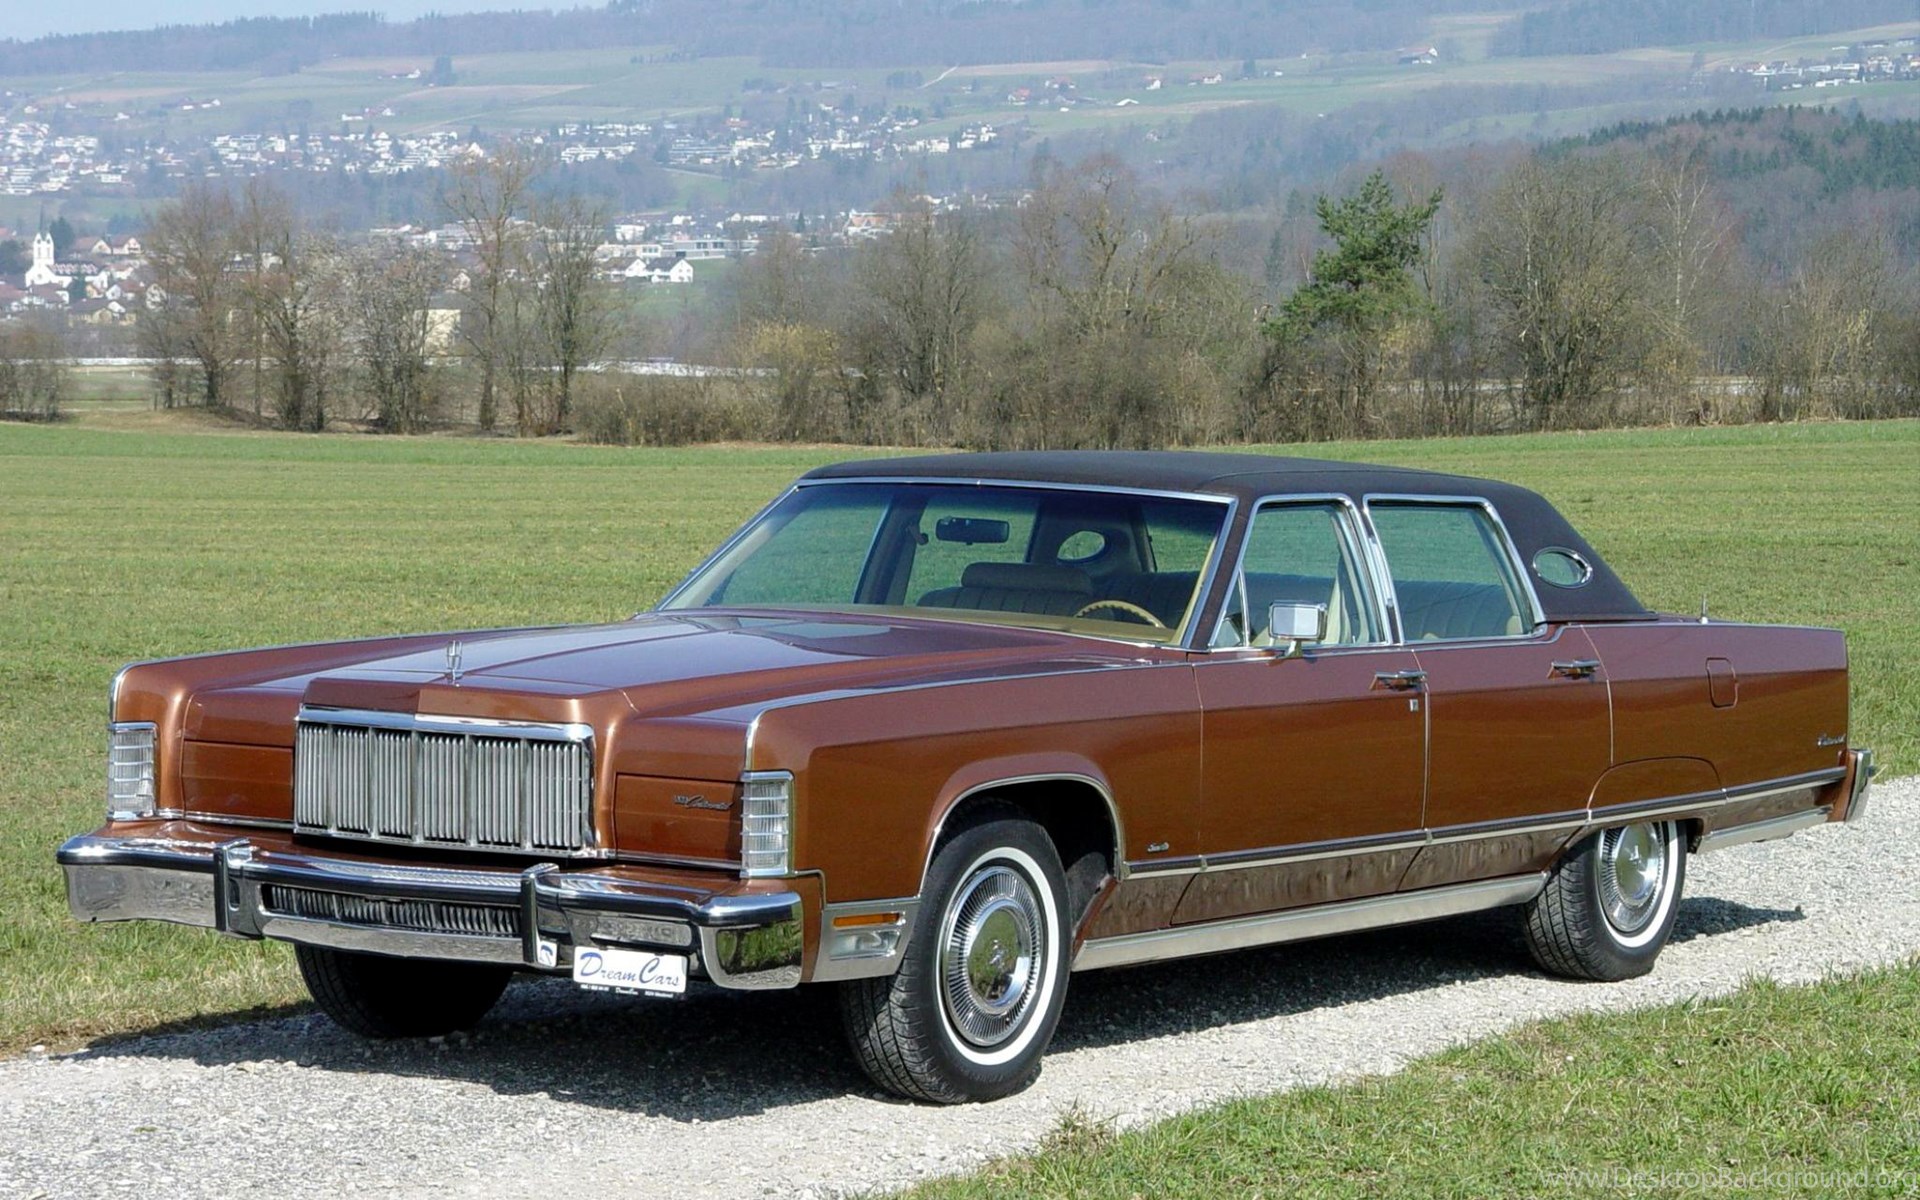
[4, 778, 1915, 1199]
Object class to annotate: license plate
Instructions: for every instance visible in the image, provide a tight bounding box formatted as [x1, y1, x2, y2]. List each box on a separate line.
[571, 946, 687, 996]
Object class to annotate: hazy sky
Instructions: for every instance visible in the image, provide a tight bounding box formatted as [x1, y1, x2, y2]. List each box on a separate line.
[0, 3, 526, 43]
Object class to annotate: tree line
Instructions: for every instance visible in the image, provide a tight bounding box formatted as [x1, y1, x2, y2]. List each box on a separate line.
[1491, 0, 1920, 57]
[137, 149, 616, 436]
[0, 0, 1528, 76]
[119, 113, 1920, 447]
[643, 137, 1917, 450]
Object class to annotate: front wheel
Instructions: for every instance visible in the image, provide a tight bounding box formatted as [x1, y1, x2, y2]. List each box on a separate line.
[1524, 819, 1687, 981]
[839, 811, 1070, 1103]
[296, 944, 514, 1038]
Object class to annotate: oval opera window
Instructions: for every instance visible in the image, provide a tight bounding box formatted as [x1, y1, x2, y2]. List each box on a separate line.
[1533, 547, 1594, 589]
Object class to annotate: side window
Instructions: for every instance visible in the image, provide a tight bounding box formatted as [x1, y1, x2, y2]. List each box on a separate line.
[1215, 503, 1381, 648]
[1369, 503, 1534, 641]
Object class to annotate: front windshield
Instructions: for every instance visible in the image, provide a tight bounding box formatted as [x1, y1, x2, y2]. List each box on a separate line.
[660, 481, 1228, 644]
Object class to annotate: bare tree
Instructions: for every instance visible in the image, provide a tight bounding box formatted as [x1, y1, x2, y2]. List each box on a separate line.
[1757, 229, 1890, 421]
[1643, 150, 1735, 419]
[846, 202, 990, 411]
[1016, 155, 1204, 340]
[442, 145, 538, 432]
[1472, 153, 1655, 429]
[235, 178, 295, 417]
[524, 192, 615, 435]
[143, 181, 243, 409]
[231, 178, 347, 431]
[727, 228, 818, 330]
[348, 245, 445, 433]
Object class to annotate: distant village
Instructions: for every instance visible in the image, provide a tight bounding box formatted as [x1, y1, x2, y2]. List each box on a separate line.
[0, 196, 981, 334]
[0, 87, 1006, 199]
[1727, 36, 1920, 89]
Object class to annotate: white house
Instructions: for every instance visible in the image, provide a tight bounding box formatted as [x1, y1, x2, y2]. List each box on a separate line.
[625, 256, 694, 284]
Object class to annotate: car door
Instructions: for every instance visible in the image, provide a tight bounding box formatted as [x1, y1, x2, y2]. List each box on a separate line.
[1364, 498, 1612, 890]
[1178, 498, 1428, 924]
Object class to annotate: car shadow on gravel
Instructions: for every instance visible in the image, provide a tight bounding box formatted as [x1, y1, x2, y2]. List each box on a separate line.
[65, 894, 1803, 1117]
[1054, 895, 1805, 1050]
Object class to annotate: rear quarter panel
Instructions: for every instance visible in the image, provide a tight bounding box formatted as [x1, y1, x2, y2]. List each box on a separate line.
[1581, 620, 1850, 788]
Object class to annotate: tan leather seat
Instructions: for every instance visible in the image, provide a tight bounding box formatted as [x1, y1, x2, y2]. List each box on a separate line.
[918, 562, 1094, 617]
[1394, 580, 1524, 640]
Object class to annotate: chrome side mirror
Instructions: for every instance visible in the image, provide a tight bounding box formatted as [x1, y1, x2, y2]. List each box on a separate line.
[1268, 602, 1328, 658]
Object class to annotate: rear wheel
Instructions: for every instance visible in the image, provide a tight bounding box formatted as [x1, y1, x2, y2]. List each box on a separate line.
[296, 944, 513, 1038]
[1524, 819, 1686, 981]
[839, 812, 1070, 1103]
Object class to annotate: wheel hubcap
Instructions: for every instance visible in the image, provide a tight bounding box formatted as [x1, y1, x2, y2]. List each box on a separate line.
[1598, 821, 1668, 935]
[940, 864, 1044, 1048]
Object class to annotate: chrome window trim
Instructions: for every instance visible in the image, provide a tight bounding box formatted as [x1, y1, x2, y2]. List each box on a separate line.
[1202, 492, 1392, 652]
[1360, 493, 1548, 644]
[656, 476, 1238, 651]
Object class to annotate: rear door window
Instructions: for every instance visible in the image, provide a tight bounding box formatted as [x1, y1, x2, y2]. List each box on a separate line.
[1368, 502, 1535, 641]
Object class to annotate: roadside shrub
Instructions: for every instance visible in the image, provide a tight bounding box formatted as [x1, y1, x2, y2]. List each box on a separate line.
[0, 322, 68, 422]
[573, 375, 769, 446]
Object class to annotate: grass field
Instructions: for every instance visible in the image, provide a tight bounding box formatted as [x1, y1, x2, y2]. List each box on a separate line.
[0, 417, 1915, 1057]
[904, 964, 1920, 1198]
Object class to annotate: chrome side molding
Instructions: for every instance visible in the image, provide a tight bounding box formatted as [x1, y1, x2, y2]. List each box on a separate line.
[1072, 872, 1547, 972]
[1694, 806, 1833, 854]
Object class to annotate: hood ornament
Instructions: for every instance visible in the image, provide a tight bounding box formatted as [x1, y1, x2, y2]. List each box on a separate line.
[446, 639, 464, 685]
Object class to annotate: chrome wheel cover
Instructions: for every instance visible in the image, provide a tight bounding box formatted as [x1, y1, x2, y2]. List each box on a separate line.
[939, 864, 1045, 1049]
[1598, 821, 1669, 936]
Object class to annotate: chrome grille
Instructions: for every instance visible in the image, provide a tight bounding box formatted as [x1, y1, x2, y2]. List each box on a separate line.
[262, 884, 521, 940]
[293, 709, 595, 855]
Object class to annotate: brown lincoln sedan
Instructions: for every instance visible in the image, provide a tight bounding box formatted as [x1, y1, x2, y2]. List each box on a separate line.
[60, 451, 1875, 1102]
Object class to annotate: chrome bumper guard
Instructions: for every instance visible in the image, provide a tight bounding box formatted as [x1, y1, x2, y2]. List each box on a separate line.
[1844, 748, 1876, 824]
[58, 834, 802, 990]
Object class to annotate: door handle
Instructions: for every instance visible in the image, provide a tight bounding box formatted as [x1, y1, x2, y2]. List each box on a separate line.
[1372, 670, 1427, 691]
[1550, 659, 1601, 679]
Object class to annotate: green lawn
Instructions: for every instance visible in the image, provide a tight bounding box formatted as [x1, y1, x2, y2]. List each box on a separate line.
[904, 963, 1920, 1199]
[0, 417, 1914, 1055]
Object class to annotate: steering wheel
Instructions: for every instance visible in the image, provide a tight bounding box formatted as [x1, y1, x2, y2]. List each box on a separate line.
[1072, 599, 1168, 629]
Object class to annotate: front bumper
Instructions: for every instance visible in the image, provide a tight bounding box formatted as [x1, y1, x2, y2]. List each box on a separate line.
[58, 826, 804, 990]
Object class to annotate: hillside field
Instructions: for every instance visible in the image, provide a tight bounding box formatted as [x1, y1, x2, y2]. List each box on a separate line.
[7, 17, 1916, 144]
[0, 417, 1914, 1055]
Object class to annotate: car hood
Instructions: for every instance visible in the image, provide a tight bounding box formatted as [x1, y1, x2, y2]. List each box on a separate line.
[182, 611, 1164, 745]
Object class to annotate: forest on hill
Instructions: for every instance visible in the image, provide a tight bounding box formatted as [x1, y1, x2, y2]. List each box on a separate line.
[5, 0, 1914, 75]
[1561, 107, 1920, 266]
[1492, 0, 1920, 57]
[0, 1, 1521, 75]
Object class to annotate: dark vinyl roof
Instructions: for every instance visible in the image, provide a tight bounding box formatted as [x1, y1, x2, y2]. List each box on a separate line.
[805, 450, 1652, 622]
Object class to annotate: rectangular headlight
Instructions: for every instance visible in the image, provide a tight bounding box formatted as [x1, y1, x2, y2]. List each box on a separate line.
[740, 771, 793, 878]
[107, 721, 158, 821]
